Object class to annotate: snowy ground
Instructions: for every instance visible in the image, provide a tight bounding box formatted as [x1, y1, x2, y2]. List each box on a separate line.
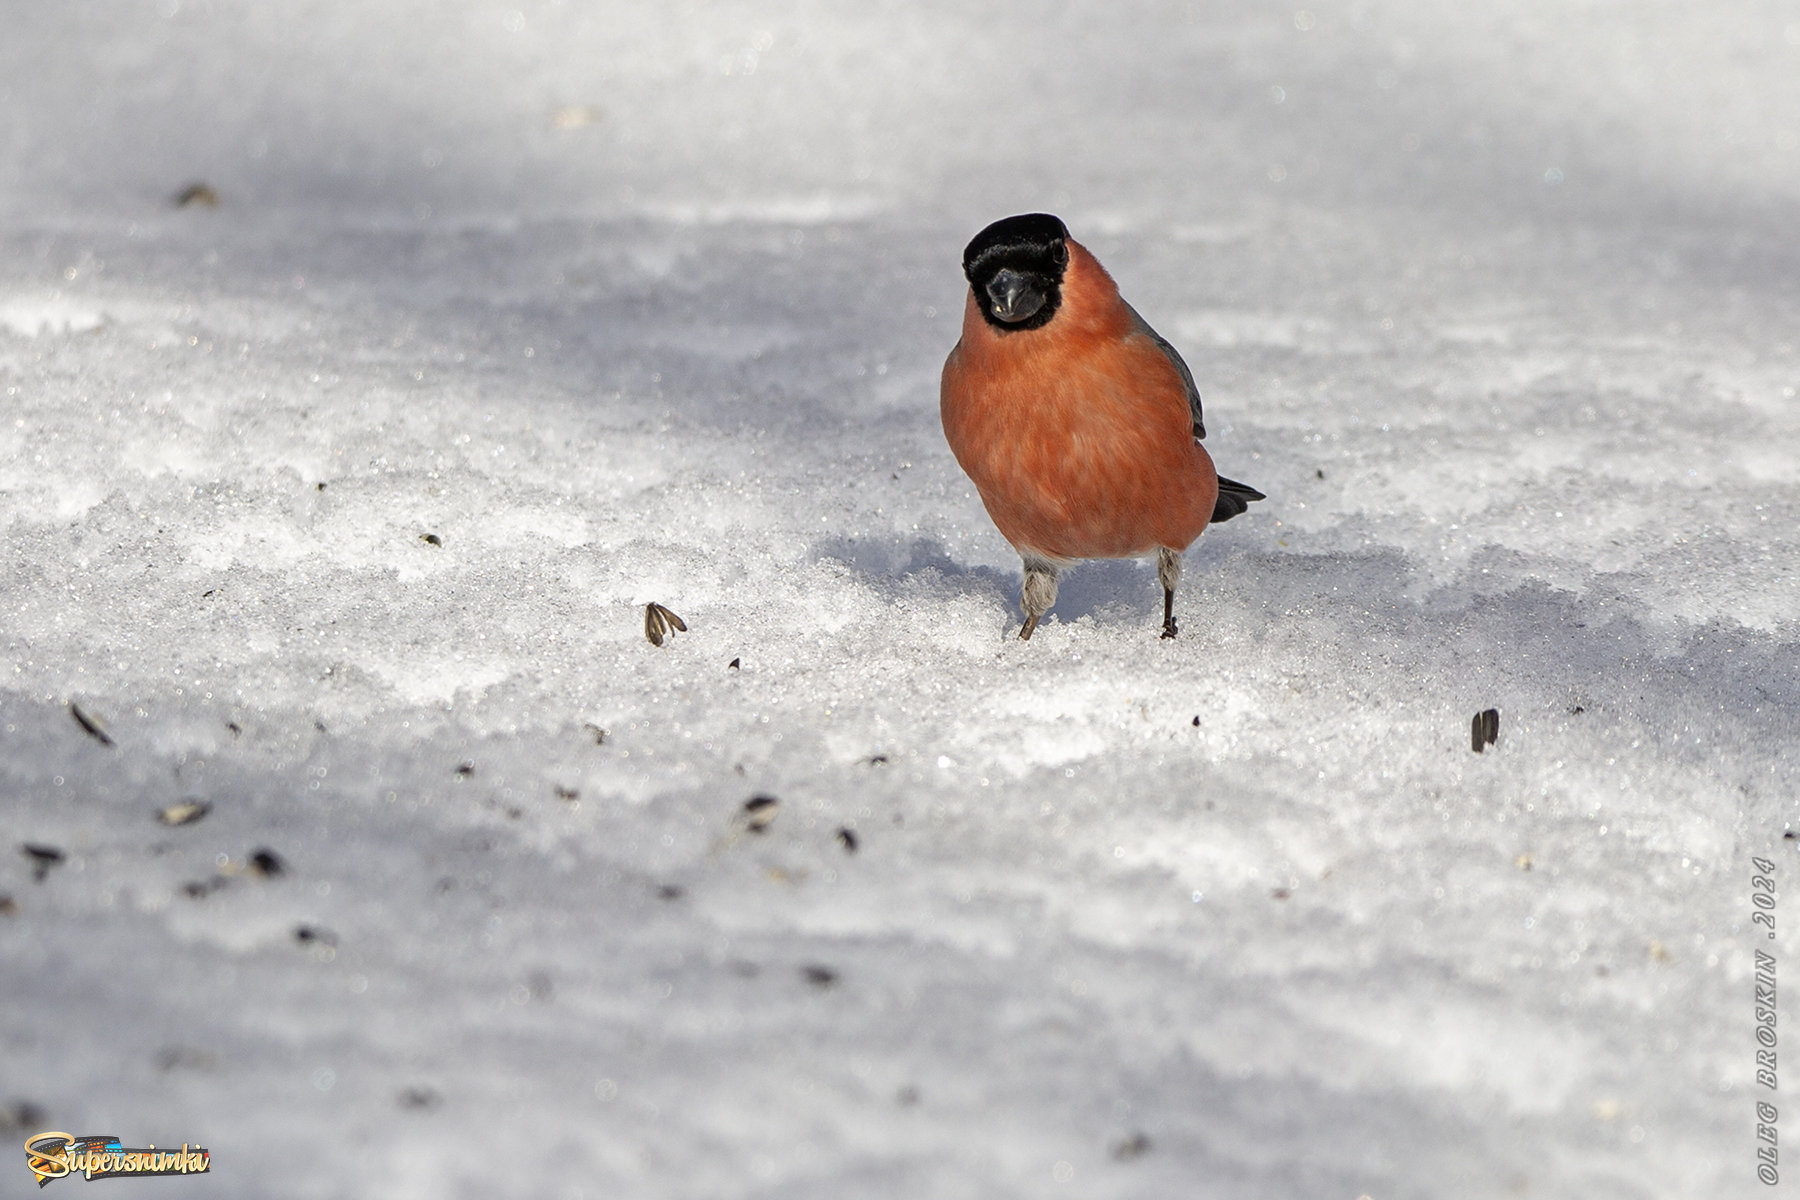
[3, 3, 1799, 1197]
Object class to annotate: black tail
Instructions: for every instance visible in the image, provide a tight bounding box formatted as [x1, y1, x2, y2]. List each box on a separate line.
[1211, 475, 1266, 524]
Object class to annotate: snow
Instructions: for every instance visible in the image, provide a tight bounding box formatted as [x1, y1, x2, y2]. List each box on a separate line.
[3, 2, 1798, 1197]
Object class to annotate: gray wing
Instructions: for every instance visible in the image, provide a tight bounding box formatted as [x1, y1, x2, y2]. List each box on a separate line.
[1126, 301, 1205, 441]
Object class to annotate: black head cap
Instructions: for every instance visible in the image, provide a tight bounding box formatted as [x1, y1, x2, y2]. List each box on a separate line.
[962, 213, 1070, 332]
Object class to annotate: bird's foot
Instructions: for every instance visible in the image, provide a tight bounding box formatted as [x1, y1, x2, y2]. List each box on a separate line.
[1020, 614, 1041, 641]
[1160, 617, 1179, 640]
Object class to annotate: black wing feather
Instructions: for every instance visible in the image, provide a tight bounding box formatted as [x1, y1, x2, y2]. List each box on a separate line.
[1127, 303, 1266, 522]
[1126, 302, 1206, 440]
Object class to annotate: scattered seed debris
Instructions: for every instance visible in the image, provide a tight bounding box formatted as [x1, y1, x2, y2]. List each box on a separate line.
[1270, 886, 1292, 900]
[1514, 852, 1534, 871]
[1785, 831, 1798, 842]
[226, 721, 242, 737]
[1111, 1133, 1153, 1161]
[644, 602, 687, 646]
[1315, 468, 1325, 480]
[728, 657, 741, 669]
[0, 1101, 47, 1133]
[173, 182, 220, 208]
[553, 785, 579, 802]
[1648, 940, 1669, 962]
[836, 827, 859, 854]
[1191, 715, 1200, 727]
[248, 848, 286, 877]
[398, 1086, 442, 1111]
[293, 924, 337, 946]
[182, 878, 228, 899]
[455, 762, 475, 777]
[157, 801, 212, 827]
[420, 532, 442, 546]
[800, 964, 839, 989]
[155, 1046, 218, 1072]
[742, 795, 780, 832]
[583, 723, 609, 745]
[1471, 707, 1500, 752]
[20, 844, 64, 882]
[69, 702, 113, 747]
[315, 481, 327, 491]
[865, 754, 889, 766]
[1570, 705, 1586, 715]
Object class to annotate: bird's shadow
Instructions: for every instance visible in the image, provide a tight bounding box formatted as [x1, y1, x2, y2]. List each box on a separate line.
[810, 534, 1173, 628]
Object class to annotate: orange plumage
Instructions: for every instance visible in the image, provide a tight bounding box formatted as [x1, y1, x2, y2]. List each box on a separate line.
[940, 213, 1262, 639]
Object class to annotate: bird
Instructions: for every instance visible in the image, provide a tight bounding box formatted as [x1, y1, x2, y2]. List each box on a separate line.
[940, 213, 1264, 640]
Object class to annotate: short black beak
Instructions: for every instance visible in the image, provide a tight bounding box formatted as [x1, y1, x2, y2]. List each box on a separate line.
[985, 269, 1045, 323]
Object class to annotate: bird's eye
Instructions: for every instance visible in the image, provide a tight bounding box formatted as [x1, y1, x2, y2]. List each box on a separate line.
[1050, 241, 1068, 266]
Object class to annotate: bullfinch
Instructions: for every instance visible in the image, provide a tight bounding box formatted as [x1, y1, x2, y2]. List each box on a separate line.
[941, 213, 1264, 640]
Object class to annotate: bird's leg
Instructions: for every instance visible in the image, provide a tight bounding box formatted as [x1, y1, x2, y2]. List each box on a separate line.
[1157, 547, 1182, 639]
[1019, 557, 1060, 641]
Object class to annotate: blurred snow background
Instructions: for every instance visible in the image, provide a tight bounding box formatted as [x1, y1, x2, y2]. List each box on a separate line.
[3, 1, 1799, 1197]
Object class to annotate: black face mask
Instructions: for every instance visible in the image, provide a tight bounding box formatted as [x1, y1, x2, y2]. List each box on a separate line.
[962, 213, 1070, 333]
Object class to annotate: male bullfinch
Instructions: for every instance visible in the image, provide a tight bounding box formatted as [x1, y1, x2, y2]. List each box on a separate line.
[941, 213, 1264, 640]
